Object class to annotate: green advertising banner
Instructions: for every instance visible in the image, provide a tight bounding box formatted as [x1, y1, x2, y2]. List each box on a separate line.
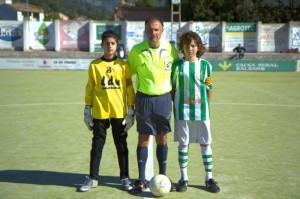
[226, 23, 257, 32]
[96, 24, 122, 40]
[209, 60, 296, 72]
[224, 23, 257, 52]
[94, 24, 122, 52]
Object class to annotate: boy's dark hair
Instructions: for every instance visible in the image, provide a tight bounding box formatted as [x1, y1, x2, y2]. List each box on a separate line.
[145, 16, 164, 27]
[179, 31, 205, 58]
[101, 30, 118, 42]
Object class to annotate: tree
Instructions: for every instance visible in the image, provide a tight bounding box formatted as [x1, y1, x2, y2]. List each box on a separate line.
[180, 0, 300, 22]
[11, 0, 300, 22]
[13, 0, 114, 21]
[135, 0, 159, 7]
[44, 12, 60, 21]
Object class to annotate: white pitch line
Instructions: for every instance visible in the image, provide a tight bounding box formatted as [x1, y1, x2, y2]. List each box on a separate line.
[0, 102, 84, 107]
[212, 102, 300, 108]
[1, 102, 300, 108]
[144, 136, 154, 198]
[146, 135, 154, 181]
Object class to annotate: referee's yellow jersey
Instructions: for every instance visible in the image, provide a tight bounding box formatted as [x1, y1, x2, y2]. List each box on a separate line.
[127, 41, 179, 95]
[85, 56, 135, 119]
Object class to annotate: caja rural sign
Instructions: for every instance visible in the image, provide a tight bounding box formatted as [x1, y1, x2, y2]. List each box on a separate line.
[210, 60, 296, 72]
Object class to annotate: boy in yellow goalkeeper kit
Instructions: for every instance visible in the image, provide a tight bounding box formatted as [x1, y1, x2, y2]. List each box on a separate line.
[80, 30, 135, 192]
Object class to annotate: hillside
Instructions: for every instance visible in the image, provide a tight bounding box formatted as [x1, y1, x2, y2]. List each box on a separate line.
[13, 0, 118, 20]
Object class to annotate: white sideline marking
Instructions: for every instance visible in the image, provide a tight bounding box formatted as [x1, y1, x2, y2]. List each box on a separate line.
[0, 102, 84, 107]
[146, 136, 154, 181]
[213, 102, 300, 108]
[144, 136, 154, 197]
[1, 102, 300, 108]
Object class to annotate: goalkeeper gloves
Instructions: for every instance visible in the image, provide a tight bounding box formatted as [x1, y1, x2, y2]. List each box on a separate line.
[122, 106, 135, 132]
[84, 106, 93, 131]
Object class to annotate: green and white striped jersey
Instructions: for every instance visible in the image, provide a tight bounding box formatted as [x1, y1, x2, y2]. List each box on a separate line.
[171, 58, 213, 121]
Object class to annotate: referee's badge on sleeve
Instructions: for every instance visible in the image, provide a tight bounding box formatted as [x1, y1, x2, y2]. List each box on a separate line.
[164, 61, 171, 71]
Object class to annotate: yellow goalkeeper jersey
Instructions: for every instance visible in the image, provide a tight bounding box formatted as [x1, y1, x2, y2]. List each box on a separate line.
[85, 56, 135, 119]
[127, 40, 179, 95]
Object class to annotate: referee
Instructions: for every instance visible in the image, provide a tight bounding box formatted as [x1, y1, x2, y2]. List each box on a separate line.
[127, 16, 179, 194]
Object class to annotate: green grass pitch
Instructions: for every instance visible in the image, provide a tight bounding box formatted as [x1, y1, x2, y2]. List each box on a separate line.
[0, 70, 299, 199]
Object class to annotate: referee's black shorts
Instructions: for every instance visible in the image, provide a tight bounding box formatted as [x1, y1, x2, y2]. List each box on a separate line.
[135, 91, 172, 135]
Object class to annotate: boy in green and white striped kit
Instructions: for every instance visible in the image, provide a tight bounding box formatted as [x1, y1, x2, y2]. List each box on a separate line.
[171, 31, 220, 193]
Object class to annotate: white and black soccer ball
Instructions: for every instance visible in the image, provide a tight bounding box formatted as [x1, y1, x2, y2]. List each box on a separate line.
[149, 174, 171, 197]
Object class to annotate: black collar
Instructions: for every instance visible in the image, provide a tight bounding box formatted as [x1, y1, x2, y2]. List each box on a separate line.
[101, 55, 117, 62]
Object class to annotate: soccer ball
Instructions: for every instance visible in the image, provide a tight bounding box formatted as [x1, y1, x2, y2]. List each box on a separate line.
[149, 174, 171, 197]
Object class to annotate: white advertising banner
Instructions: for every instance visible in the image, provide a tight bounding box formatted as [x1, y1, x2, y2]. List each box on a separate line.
[28, 21, 55, 50]
[0, 21, 23, 50]
[0, 58, 92, 70]
[190, 22, 222, 52]
[291, 25, 300, 49]
[92, 22, 123, 52]
[125, 21, 187, 51]
[260, 24, 287, 52]
[126, 21, 145, 51]
[163, 22, 187, 45]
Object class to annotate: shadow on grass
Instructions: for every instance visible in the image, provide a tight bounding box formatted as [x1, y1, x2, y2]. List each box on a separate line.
[188, 183, 207, 191]
[127, 189, 158, 198]
[0, 170, 125, 192]
[0, 170, 175, 197]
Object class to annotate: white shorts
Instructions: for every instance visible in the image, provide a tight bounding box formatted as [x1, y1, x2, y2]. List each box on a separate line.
[174, 119, 212, 145]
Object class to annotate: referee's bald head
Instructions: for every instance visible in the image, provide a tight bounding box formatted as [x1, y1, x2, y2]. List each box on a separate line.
[145, 16, 164, 27]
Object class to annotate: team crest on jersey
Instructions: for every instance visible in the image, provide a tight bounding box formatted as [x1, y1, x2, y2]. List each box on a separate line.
[164, 61, 171, 71]
[106, 67, 112, 73]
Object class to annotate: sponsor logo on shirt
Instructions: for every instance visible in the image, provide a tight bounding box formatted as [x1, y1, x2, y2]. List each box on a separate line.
[164, 61, 171, 71]
[184, 98, 202, 104]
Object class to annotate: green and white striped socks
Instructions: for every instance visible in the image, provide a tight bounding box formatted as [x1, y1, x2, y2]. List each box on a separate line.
[201, 145, 213, 181]
[178, 145, 214, 182]
[178, 145, 189, 181]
